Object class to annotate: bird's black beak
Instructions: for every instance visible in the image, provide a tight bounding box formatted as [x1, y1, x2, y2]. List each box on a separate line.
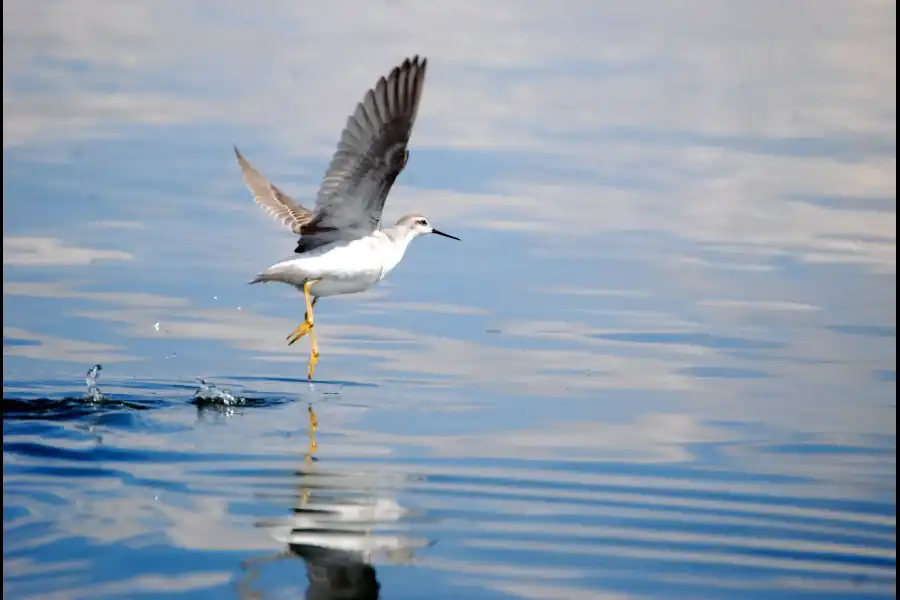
[431, 229, 460, 241]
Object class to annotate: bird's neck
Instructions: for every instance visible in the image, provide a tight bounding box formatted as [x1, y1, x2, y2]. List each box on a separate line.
[380, 227, 417, 275]
[382, 226, 417, 249]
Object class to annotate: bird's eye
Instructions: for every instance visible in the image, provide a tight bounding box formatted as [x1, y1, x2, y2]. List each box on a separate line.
[417, 219, 428, 226]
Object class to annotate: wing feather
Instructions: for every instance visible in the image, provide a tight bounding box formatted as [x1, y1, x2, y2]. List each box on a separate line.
[234, 146, 313, 235]
[294, 56, 428, 253]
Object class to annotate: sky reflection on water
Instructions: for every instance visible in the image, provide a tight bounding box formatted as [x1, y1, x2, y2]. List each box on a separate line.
[3, 1, 896, 598]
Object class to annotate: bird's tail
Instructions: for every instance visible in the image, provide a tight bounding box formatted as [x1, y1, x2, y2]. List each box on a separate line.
[249, 273, 276, 285]
[248, 261, 307, 286]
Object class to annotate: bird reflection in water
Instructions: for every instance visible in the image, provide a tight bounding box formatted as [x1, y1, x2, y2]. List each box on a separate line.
[238, 404, 430, 600]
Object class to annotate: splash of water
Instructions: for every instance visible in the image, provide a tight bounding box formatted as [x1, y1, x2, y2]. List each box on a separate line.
[84, 364, 103, 402]
[193, 378, 239, 405]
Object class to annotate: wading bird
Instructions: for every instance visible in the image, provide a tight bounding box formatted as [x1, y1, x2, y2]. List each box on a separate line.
[234, 55, 459, 381]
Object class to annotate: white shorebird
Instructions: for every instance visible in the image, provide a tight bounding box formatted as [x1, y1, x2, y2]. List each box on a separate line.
[234, 55, 459, 381]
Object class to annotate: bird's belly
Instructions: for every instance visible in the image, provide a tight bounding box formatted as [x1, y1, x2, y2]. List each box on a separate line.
[309, 270, 381, 298]
[291, 237, 389, 298]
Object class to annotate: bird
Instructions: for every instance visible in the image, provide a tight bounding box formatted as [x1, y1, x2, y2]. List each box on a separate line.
[234, 55, 459, 382]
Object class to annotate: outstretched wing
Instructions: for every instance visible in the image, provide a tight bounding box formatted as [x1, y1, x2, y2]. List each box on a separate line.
[294, 55, 428, 253]
[234, 146, 313, 235]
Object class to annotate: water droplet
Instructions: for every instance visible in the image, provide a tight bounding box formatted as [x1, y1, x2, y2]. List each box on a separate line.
[84, 364, 103, 402]
[193, 377, 239, 405]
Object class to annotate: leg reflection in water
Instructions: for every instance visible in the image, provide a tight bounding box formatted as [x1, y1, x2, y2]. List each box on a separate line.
[238, 404, 383, 600]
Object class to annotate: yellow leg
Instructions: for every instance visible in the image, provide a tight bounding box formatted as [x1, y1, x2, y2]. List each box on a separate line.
[286, 296, 318, 346]
[300, 280, 321, 381]
[307, 325, 320, 381]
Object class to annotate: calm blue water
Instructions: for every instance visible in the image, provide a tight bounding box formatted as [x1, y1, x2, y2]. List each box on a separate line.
[3, 2, 896, 599]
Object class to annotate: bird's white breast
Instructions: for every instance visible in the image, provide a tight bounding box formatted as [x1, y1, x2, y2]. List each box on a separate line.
[378, 233, 412, 279]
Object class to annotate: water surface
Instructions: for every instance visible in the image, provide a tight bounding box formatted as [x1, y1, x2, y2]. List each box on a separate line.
[3, 1, 896, 599]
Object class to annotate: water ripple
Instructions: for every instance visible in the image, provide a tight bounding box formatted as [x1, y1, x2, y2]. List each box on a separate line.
[3, 383, 895, 599]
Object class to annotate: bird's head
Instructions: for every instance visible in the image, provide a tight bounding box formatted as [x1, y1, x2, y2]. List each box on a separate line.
[396, 214, 460, 241]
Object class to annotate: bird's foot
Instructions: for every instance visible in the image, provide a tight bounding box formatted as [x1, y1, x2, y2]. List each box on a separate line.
[286, 321, 313, 346]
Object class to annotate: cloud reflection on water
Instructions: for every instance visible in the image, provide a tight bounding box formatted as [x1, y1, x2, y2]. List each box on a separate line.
[2, 0, 896, 598]
[4, 0, 895, 270]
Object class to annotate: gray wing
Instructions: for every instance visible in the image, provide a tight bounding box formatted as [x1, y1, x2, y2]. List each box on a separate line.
[294, 55, 428, 254]
[234, 146, 314, 235]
